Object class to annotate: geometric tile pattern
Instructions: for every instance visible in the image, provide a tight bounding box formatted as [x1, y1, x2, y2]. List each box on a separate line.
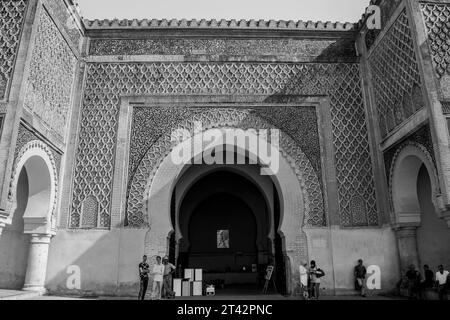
[421, 3, 450, 78]
[23, 8, 77, 137]
[127, 107, 325, 228]
[81, 195, 98, 229]
[70, 62, 378, 228]
[369, 9, 423, 138]
[0, 0, 28, 100]
[43, 0, 82, 49]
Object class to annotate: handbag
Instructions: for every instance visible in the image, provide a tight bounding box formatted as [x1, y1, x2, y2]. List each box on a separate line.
[316, 268, 325, 278]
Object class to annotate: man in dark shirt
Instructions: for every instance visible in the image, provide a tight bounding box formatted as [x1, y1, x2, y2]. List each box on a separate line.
[354, 259, 367, 297]
[405, 264, 421, 300]
[419, 264, 434, 299]
[138, 255, 149, 300]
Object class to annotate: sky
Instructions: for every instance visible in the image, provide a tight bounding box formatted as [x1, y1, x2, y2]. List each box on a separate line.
[76, 0, 369, 23]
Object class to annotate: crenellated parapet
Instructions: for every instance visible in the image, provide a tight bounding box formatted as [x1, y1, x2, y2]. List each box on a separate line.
[83, 18, 356, 31]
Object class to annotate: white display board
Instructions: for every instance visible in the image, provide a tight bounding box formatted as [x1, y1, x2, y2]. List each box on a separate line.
[184, 269, 194, 281]
[193, 281, 202, 296]
[195, 269, 203, 281]
[182, 281, 191, 296]
[173, 278, 182, 297]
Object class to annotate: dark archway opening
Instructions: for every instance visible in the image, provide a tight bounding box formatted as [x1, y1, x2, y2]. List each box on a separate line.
[417, 164, 450, 269]
[171, 169, 287, 296]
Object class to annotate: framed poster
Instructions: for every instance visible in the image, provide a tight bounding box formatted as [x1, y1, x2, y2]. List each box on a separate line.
[217, 230, 229, 248]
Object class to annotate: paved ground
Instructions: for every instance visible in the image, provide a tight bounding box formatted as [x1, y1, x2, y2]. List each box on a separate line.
[0, 288, 405, 300]
[28, 294, 404, 300]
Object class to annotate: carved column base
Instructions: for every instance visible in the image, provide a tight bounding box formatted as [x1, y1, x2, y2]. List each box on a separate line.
[394, 226, 420, 271]
[23, 234, 52, 293]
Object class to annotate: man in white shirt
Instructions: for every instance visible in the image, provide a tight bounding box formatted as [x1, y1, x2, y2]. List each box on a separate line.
[299, 261, 309, 299]
[435, 265, 449, 300]
[152, 256, 164, 300]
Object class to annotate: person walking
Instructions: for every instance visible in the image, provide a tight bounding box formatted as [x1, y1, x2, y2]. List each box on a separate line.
[138, 255, 149, 300]
[354, 259, 367, 297]
[435, 265, 449, 301]
[151, 256, 164, 300]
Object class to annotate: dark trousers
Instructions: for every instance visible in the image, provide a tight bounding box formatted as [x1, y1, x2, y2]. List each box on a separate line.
[438, 284, 448, 300]
[138, 277, 149, 300]
[162, 274, 175, 298]
[309, 282, 320, 299]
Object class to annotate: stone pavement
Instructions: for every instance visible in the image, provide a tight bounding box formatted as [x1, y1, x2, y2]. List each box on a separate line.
[0, 289, 404, 300]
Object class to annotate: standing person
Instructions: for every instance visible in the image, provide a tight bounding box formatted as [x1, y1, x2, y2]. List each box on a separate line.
[299, 261, 309, 299]
[419, 265, 434, 300]
[138, 255, 150, 300]
[405, 264, 421, 300]
[308, 260, 324, 299]
[435, 265, 449, 301]
[151, 256, 164, 300]
[162, 256, 176, 299]
[354, 259, 367, 297]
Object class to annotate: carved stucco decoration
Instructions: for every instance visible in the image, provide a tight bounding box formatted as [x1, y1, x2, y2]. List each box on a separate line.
[126, 108, 325, 228]
[43, 0, 83, 50]
[421, 3, 450, 79]
[88, 38, 357, 62]
[0, 0, 28, 100]
[369, 9, 423, 138]
[14, 124, 62, 174]
[23, 8, 77, 137]
[8, 139, 59, 231]
[70, 62, 378, 229]
[387, 141, 439, 224]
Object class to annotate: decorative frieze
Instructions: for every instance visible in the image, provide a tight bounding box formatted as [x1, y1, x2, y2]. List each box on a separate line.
[88, 38, 357, 62]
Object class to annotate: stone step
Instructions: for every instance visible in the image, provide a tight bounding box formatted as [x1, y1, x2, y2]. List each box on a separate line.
[0, 290, 44, 300]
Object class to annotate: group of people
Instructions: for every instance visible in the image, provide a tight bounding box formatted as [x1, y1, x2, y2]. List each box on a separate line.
[397, 264, 449, 300]
[139, 254, 449, 300]
[297, 259, 367, 300]
[138, 255, 176, 300]
[299, 260, 326, 299]
[299, 258, 449, 300]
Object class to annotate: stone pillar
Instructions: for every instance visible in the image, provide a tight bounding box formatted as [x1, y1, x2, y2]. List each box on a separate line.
[394, 226, 420, 271]
[23, 234, 52, 292]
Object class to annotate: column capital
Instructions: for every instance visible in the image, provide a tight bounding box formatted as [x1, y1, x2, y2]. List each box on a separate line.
[29, 233, 52, 244]
[393, 225, 419, 238]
